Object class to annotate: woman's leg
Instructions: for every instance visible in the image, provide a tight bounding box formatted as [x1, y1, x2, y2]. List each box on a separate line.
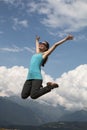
[21, 80, 32, 99]
[30, 80, 52, 99]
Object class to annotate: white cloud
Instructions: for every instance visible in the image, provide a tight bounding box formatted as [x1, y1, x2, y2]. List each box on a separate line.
[0, 64, 87, 110]
[2, 0, 87, 33]
[12, 18, 29, 30]
[0, 45, 35, 53]
[2, 0, 24, 8]
[0, 46, 22, 53]
[74, 34, 87, 41]
[24, 47, 35, 54]
[0, 66, 27, 96]
[2, 0, 87, 32]
[28, 0, 87, 32]
[2, 0, 16, 4]
[40, 64, 87, 110]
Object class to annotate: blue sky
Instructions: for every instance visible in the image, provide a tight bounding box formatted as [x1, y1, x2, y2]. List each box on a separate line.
[0, 0, 87, 79]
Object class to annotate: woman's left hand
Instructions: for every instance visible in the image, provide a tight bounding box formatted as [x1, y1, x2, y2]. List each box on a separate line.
[66, 35, 74, 40]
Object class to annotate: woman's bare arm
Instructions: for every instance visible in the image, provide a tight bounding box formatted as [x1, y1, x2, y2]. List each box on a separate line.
[43, 35, 74, 58]
[35, 36, 40, 53]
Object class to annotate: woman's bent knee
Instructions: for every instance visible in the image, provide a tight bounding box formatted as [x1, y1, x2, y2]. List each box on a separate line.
[30, 94, 38, 99]
[21, 93, 28, 99]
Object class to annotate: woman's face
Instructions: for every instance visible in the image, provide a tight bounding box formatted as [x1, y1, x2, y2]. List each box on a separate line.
[39, 42, 48, 52]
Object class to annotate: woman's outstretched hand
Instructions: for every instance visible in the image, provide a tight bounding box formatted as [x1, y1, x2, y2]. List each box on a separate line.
[36, 35, 40, 41]
[65, 35, 74, 40]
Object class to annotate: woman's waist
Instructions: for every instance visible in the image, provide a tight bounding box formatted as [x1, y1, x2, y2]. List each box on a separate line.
[27, 71, 42, 79]
[29, 69, 41, 73]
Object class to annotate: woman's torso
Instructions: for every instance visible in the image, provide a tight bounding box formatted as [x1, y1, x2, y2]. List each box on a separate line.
[27, 53, 44, 80]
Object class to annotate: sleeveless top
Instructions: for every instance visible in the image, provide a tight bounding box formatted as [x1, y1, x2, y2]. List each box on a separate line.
[27, 53, 43, 80]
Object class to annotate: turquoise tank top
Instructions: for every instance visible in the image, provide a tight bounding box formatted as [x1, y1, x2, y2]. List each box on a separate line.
[27, 53, 43, 80]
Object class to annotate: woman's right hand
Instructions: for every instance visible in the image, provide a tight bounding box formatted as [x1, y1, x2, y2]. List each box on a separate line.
[36, 35, 40, 41]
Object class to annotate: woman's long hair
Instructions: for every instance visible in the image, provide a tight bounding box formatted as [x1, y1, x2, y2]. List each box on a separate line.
[42, 56, 48, 67]
[41, 41, 49, 67]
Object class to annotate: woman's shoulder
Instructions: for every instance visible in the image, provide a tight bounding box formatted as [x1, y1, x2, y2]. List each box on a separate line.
[35, 52, 44, 55]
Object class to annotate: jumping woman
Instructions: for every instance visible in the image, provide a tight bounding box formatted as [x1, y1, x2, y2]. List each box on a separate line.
[21, 35, 73, 99]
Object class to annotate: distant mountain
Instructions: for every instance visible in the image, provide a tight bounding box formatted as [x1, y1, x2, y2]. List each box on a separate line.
[59, 110, 87, 121]
[0, 97, 42, 127]
[7, 96, 69, 123]
[1, 122, 87, 130]
[7, 96, 87, 123]
[42, 122, 87, 130]
[1, 96, 87, 129]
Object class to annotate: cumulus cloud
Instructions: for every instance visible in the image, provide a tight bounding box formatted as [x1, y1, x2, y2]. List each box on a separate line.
[0, 66, 53, 97]
[0, 64, 87, 110]
[40, 64, 87, 110]
[28, 0, 87, 32]
[0, 66, 27, 96]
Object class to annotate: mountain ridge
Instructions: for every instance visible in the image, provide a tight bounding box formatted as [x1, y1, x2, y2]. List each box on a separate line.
[0, 96, 43, 126]
[0, 96, 87, 128]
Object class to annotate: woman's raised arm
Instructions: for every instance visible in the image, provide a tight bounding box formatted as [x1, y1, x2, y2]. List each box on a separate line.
[35, 36, 40, 53]
[43, 35, 74, 58]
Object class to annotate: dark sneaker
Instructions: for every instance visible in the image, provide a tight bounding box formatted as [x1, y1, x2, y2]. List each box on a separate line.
[47, 82, 59, 89]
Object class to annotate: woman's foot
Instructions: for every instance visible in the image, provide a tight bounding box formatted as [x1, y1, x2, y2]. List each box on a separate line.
[47, 82, 59, 89]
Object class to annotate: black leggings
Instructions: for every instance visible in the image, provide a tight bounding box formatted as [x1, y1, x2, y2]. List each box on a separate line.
[21, 79, 52, 99]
